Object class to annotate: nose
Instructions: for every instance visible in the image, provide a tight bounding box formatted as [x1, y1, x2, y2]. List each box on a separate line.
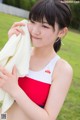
[33, 27, 41, 36]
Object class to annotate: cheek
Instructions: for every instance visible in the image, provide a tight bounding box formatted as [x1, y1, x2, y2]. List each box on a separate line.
[42, 31, 58, 46]
[43, 31, 54, 42]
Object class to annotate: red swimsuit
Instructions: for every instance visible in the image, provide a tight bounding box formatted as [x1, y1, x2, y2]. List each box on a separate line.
[18, 55, 60, 107]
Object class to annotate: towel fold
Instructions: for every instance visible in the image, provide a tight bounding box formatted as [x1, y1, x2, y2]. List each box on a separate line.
[0, 19, 31, 113]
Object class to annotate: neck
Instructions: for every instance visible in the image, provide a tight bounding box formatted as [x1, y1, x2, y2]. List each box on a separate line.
[33, 46, 56, 58]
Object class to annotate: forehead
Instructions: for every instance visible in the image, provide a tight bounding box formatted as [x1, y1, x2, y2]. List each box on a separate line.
[42, 18, 48, 23]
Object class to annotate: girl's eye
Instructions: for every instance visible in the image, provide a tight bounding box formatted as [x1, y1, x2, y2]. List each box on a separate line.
[42, 25, 49, 29]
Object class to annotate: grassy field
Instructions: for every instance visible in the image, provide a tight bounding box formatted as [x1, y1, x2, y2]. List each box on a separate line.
[0, 12, 80, 120]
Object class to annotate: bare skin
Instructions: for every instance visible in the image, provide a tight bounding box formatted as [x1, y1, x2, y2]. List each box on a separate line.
[7, 48, 56, 120]
[0, 21, 73, 120]
[7, 102, 29, 120]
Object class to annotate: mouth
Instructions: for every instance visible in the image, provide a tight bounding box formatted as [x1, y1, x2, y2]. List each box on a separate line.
[32, 36, 41, 40]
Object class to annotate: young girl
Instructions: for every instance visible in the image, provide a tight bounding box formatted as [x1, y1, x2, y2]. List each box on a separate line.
[0, 0, 73, 120]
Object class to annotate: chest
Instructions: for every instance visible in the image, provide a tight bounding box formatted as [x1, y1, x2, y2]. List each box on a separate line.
[18, 77, 51, 107]
[29, 56, 53, 71]
[18, 55, 60, 107]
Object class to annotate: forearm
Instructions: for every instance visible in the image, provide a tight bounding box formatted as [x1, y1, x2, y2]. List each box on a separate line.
[13, 86, 50, 120]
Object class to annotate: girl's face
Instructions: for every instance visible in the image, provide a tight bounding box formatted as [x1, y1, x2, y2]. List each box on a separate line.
[28, 19, 59, 48]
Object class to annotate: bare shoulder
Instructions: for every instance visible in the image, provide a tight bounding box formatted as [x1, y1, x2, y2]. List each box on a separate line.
[53, 58, 73, 80]
[56, 58, 73, 72]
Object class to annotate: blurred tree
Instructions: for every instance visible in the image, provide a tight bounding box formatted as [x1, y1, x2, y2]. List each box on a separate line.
[3, 0, 16, 6]
[19, 0, 37, 11]
[3, 0, 37, 10]
[15, 0, 20, 8]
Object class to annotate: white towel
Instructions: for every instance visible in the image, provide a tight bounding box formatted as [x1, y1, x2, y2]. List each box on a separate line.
[0, 19, 31, 113]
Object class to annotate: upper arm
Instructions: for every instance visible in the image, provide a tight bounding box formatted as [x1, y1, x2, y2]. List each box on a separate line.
[44, 59, 73, 120]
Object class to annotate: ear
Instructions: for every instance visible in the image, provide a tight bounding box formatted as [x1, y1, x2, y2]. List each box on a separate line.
[58, 27, 68, 38]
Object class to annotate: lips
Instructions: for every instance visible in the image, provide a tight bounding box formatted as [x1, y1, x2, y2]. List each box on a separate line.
[32, 36, 41, 40]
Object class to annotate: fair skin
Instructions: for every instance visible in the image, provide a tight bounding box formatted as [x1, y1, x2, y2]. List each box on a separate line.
[0, 20, 73, 120]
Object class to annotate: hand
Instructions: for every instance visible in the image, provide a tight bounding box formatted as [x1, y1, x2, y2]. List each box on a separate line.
[0, 65, 19, 97]
[8, 21, 26, 39]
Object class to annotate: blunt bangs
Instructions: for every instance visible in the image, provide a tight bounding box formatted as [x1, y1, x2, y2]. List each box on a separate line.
[28, 0, 72, 52]
[29, 0, 56, 28]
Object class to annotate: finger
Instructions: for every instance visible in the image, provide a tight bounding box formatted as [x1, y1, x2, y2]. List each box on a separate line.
[0, 67, 11, 77]
[0, 71, 7, 80]
[8, 29, 22, 38]
[15, 29, 21, 36]
[11, 22, 26, 28]
[13, 29, 22, 36]
[8, 27, 25, 37]
[16, 28, 25, 35]
[0, 78, 5, 88]
[9, 29, 20, 36]
[12, 65, 18, 77]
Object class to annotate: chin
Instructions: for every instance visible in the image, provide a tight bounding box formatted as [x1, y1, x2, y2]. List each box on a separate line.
[31, 40, 41, 47]
[32, 43, 43, 48]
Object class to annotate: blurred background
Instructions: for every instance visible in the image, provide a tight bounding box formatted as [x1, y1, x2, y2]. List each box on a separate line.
[0, 0, 80, 120]
[0, 0, 80, 31]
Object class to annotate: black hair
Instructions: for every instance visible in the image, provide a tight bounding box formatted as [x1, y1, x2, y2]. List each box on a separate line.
[29, 0, 72, 52]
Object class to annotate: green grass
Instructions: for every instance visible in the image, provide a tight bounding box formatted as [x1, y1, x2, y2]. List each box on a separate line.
[0, 12, 23, 49]
[0, 12, 80, 120]
[58, 31, 80, 120]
